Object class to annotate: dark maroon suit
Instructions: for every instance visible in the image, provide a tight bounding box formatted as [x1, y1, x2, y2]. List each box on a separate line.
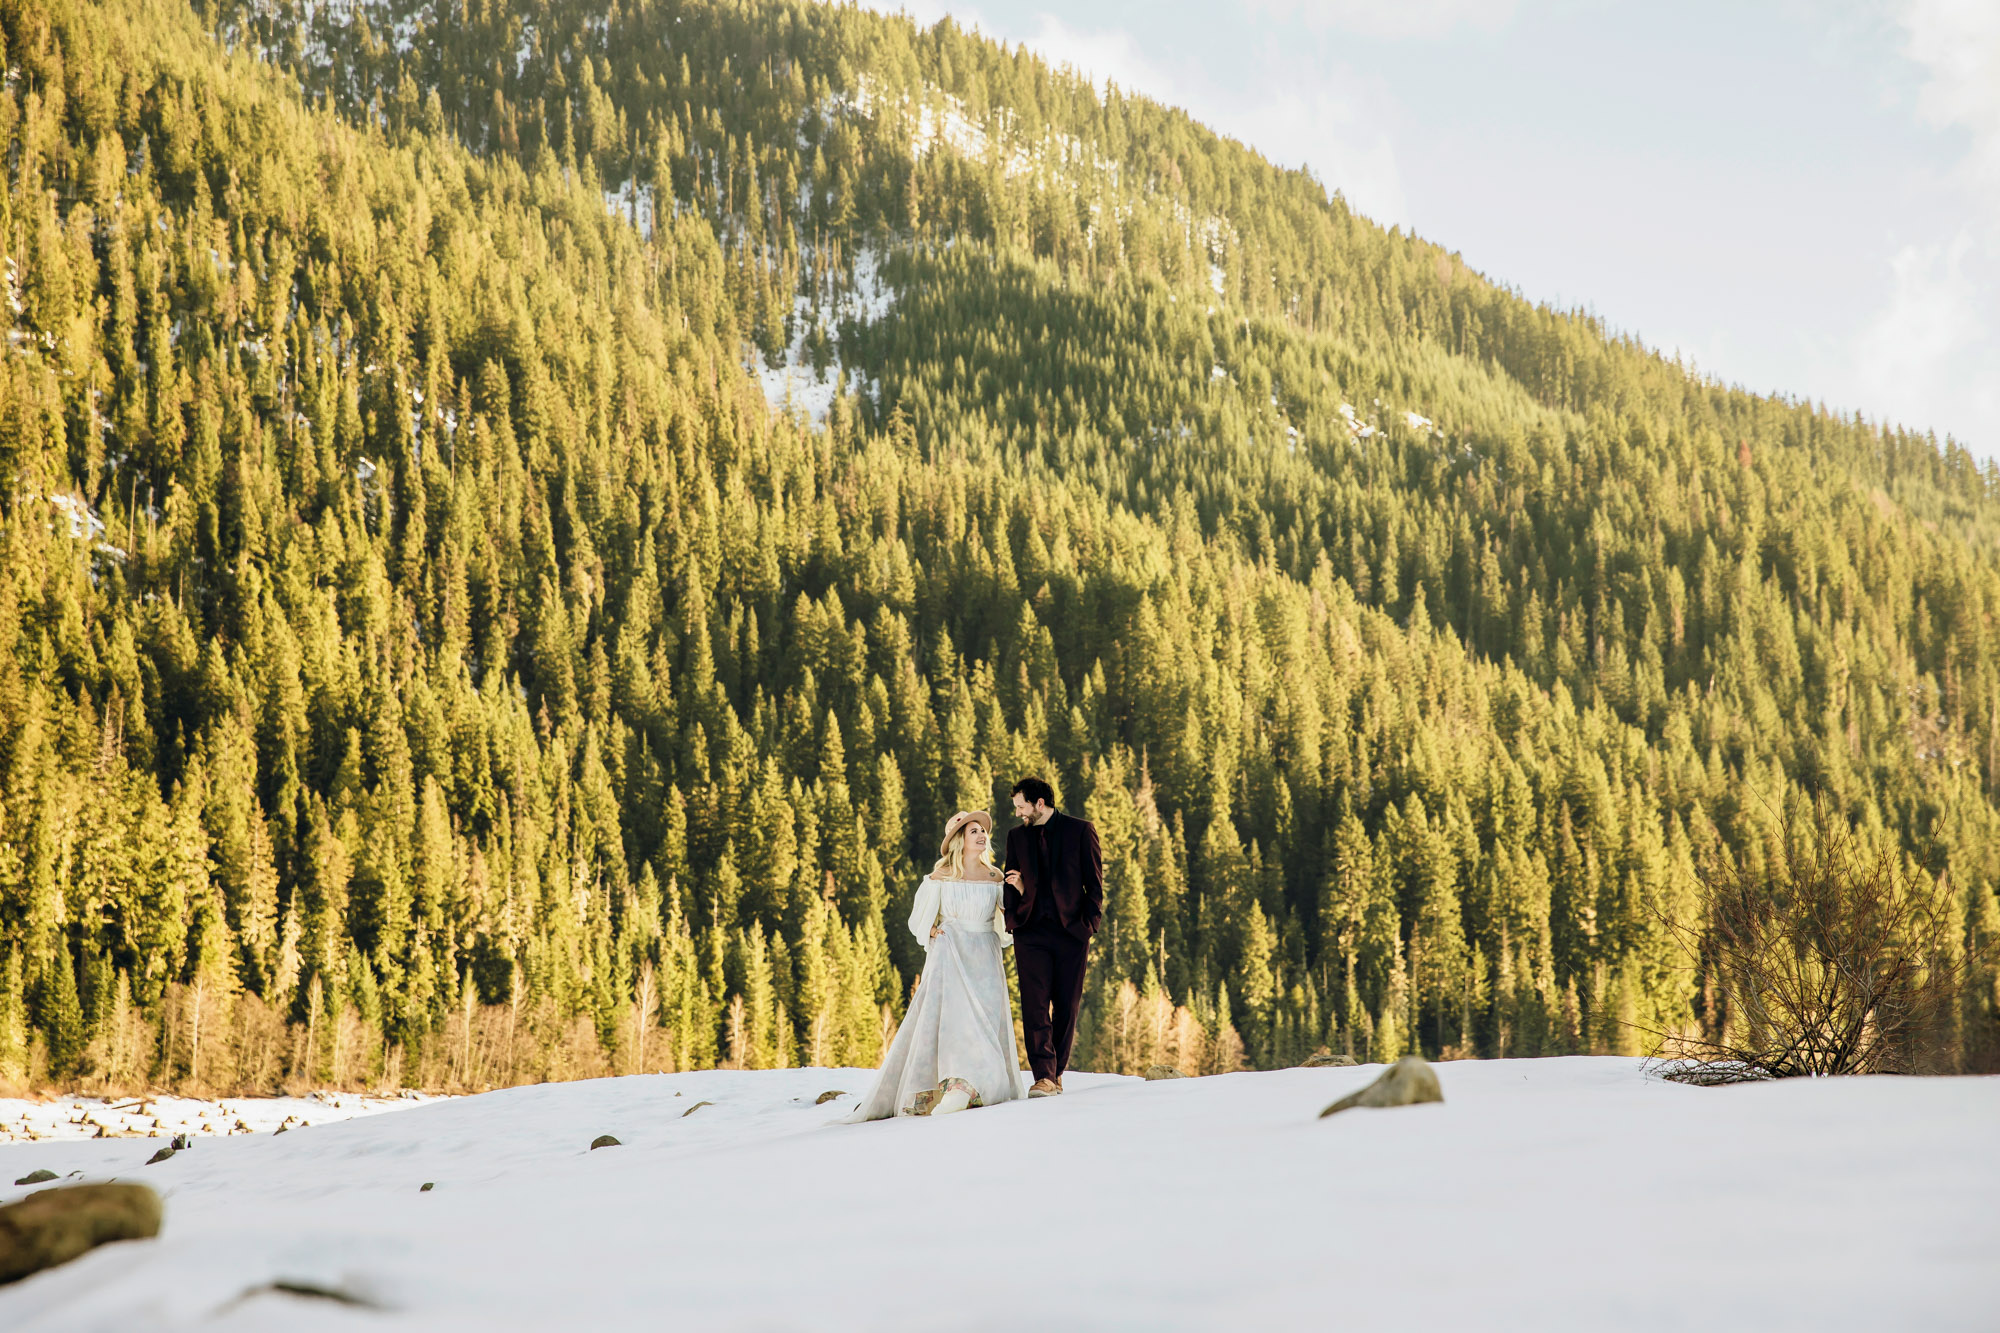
[1004, 811, 1103, 1083]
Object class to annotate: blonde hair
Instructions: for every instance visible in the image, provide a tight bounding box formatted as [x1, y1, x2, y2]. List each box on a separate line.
[932, 824, 1001, 880]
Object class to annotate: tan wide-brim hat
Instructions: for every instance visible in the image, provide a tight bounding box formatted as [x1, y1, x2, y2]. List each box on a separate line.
[940, 809, 993, 856]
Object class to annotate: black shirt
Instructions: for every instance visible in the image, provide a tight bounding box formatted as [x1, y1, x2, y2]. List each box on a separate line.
[1027, 816, 1059, 930]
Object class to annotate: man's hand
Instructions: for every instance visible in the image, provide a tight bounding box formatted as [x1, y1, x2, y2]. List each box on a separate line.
[1004, 870, 1023, 890]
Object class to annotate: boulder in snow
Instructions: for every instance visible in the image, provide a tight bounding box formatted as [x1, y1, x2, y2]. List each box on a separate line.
[144, 1146, 176, 1165]
[13, 1169, 57, 1186]
[1300, 1050, 1357, 1068]
[1318, 1056, 1443, 1117]
[1142, 1065, 1186, 1080]
[0, 1182, 162, 1284]
[814, 1090, 845, 1105]
[590, 1135, 621, 1150]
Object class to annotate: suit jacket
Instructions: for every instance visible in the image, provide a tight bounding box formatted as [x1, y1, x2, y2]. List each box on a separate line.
[1003, 811, 1103, 942]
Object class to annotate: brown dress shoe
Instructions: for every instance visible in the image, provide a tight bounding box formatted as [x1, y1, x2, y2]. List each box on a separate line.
[1027, 1078, 1061, 1097]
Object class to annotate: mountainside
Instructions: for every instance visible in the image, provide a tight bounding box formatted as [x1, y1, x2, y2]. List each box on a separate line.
[0, 0, 1996, 1094]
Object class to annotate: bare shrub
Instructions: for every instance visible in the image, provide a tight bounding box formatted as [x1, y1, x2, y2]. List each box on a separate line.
[1652, 800, 1966, 1083]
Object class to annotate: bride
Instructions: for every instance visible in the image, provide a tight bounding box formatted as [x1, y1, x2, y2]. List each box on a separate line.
[844, 810, 1024, 1119]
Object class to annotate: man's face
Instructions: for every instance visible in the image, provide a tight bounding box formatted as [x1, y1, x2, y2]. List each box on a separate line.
[1011, 792, 1034, 823]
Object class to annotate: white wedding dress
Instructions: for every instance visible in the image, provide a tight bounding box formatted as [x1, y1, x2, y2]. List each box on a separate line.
[844, 874, 1024, 1120]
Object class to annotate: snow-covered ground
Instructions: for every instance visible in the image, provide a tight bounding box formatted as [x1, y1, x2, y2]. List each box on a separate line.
[0, 1090, 445, 1145]
[1, 1058, 1994, 1330]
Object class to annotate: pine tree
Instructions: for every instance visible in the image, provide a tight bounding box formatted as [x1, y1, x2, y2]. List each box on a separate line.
[42, 939, 86, 1080]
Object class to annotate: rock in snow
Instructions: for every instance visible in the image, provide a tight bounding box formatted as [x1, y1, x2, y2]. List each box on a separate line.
[0, 1059, 1995, 1329]
[1299, 1050, 1357, 1068]
[1318, 1055, 1444, 1116]
[11, 1171, 56, 1187]
[1142, 1064, 1186, 1080]
[589, 1135, 621, 1150]
[0, 1183, 161, 1285]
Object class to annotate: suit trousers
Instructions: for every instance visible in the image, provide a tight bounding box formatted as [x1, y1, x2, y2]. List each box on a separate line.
[1015, 926, 1090, 1083]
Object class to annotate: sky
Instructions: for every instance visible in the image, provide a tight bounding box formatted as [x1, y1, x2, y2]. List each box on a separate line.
[879, 0, 2000, 459]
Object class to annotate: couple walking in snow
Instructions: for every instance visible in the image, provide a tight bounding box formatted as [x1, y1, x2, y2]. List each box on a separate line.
[843, 778, 1103, 1120]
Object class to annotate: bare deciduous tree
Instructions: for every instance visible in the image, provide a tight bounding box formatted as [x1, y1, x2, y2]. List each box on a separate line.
[1651, 800, 1966, 1084]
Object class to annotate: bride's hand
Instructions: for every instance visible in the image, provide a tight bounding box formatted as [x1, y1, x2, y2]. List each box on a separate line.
[930, 923, 943, 938]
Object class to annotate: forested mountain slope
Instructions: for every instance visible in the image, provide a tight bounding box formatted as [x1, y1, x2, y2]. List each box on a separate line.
[0, 0, 1994, 1092]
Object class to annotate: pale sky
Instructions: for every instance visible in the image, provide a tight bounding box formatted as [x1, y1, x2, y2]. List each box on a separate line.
[884, 0, 2000, 460]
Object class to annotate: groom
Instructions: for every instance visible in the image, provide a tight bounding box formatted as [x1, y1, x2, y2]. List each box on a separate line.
[1002, 777, 1103, 1097]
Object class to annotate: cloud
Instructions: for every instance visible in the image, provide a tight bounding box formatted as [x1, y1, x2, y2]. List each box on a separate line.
[1836, 1, 2000, 452]
[1020, 14, 1177, 96]
[1238, 0, 1517, 40]
[1902, 0, 2000, 208]
[1851, 233, 1991, 429]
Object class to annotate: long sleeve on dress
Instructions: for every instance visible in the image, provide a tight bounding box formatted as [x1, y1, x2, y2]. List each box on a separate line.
[907, 876, 943, 946]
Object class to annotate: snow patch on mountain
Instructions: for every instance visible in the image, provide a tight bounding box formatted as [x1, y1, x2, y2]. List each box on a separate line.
[602, 178, 656, 241]
[912, 96, 993, 164]
[1340, 400, 1375, 439]
[827, 76, 1125, 190]
[748, 245, 894, 426]
[385, 0, 429, 55]
[38, 493, 105, 543]
[821, 77, 1237, 302]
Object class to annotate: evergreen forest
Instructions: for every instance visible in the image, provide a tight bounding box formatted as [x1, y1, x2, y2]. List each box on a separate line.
[1, 0, 1996, 1094]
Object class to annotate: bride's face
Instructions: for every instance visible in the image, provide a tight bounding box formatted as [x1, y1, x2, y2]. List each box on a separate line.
[963, 824, 988, 859]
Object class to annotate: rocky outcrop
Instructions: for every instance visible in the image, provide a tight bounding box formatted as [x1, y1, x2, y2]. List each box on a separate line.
[1317, 1056, 1443, 1117]
[1300, 1050, 1357, 1068]
[0, 1183, 162, 1284]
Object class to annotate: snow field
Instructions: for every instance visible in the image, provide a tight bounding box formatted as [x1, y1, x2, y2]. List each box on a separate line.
[1, 1057, 1995, 1331]
[0, 1090, 446, 1145]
